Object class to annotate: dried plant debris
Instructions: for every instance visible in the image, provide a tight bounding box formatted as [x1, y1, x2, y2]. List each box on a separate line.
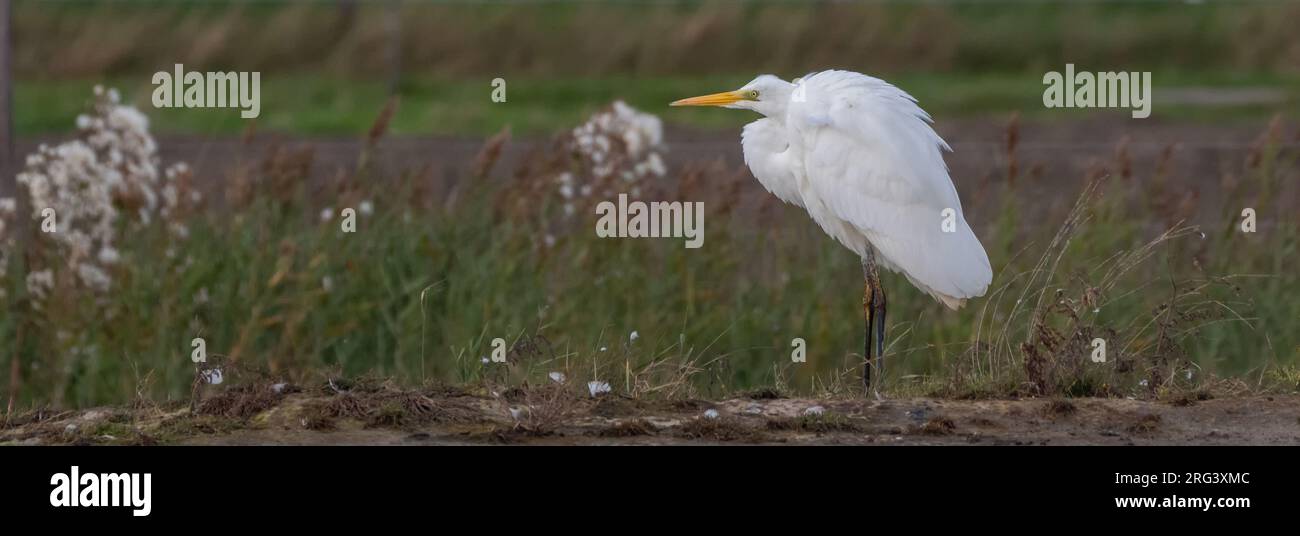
[677, 415, 767, 442]
[591, 419, 658, 438]
[767, 413, 866, 434]
[913, 417, 957, 436]
[195, 383, 285, 420]
[1044, 400, 1078, 417]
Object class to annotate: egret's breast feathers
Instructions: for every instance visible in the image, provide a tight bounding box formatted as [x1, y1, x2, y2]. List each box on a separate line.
[741, 118, 804, 208]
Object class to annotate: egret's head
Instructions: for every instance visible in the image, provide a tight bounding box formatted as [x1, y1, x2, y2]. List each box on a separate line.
[670, 74, 794, 118]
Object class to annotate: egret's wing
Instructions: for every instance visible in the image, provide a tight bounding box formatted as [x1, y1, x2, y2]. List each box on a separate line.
[789, 70, 991, 303]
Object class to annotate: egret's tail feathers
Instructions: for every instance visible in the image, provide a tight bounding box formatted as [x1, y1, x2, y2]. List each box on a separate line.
[910, 279, 971, 310]
[936, 293, 968, 310]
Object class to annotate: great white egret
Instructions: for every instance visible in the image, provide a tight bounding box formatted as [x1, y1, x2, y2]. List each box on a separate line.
[671, 70, 992, 393]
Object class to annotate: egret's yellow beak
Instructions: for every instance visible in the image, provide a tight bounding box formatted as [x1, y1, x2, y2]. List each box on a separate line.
[670, 90, 746, 107]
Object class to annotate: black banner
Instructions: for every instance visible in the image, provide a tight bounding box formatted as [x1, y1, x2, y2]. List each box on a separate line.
[1, 446, 1288, 525]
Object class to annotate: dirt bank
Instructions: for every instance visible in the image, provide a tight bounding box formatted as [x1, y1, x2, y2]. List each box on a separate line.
[5, 386, 1298, 445]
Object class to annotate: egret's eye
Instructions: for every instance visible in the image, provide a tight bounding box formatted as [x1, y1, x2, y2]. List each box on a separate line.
[748, 90, 760, 100]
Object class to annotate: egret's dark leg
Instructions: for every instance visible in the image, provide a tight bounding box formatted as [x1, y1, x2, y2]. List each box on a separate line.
[862, 267, 875, 391]
[872, 272, 887, 392]
[861, 252, 886, 396]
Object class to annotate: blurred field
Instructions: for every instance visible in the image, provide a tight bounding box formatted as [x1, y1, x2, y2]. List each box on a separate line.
[2, 0, 1299, 411]
[15, 72, 1300, 137]
[16, 0, 1300, 78]
[12, 0, 1300, 136]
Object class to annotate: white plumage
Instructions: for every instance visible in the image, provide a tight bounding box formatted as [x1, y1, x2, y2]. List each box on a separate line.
[676, 70, 991, 309]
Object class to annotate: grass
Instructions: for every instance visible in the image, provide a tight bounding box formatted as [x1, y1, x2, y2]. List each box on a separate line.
[2, 92, 1298, 410]
[15, 71, 1300, 137]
